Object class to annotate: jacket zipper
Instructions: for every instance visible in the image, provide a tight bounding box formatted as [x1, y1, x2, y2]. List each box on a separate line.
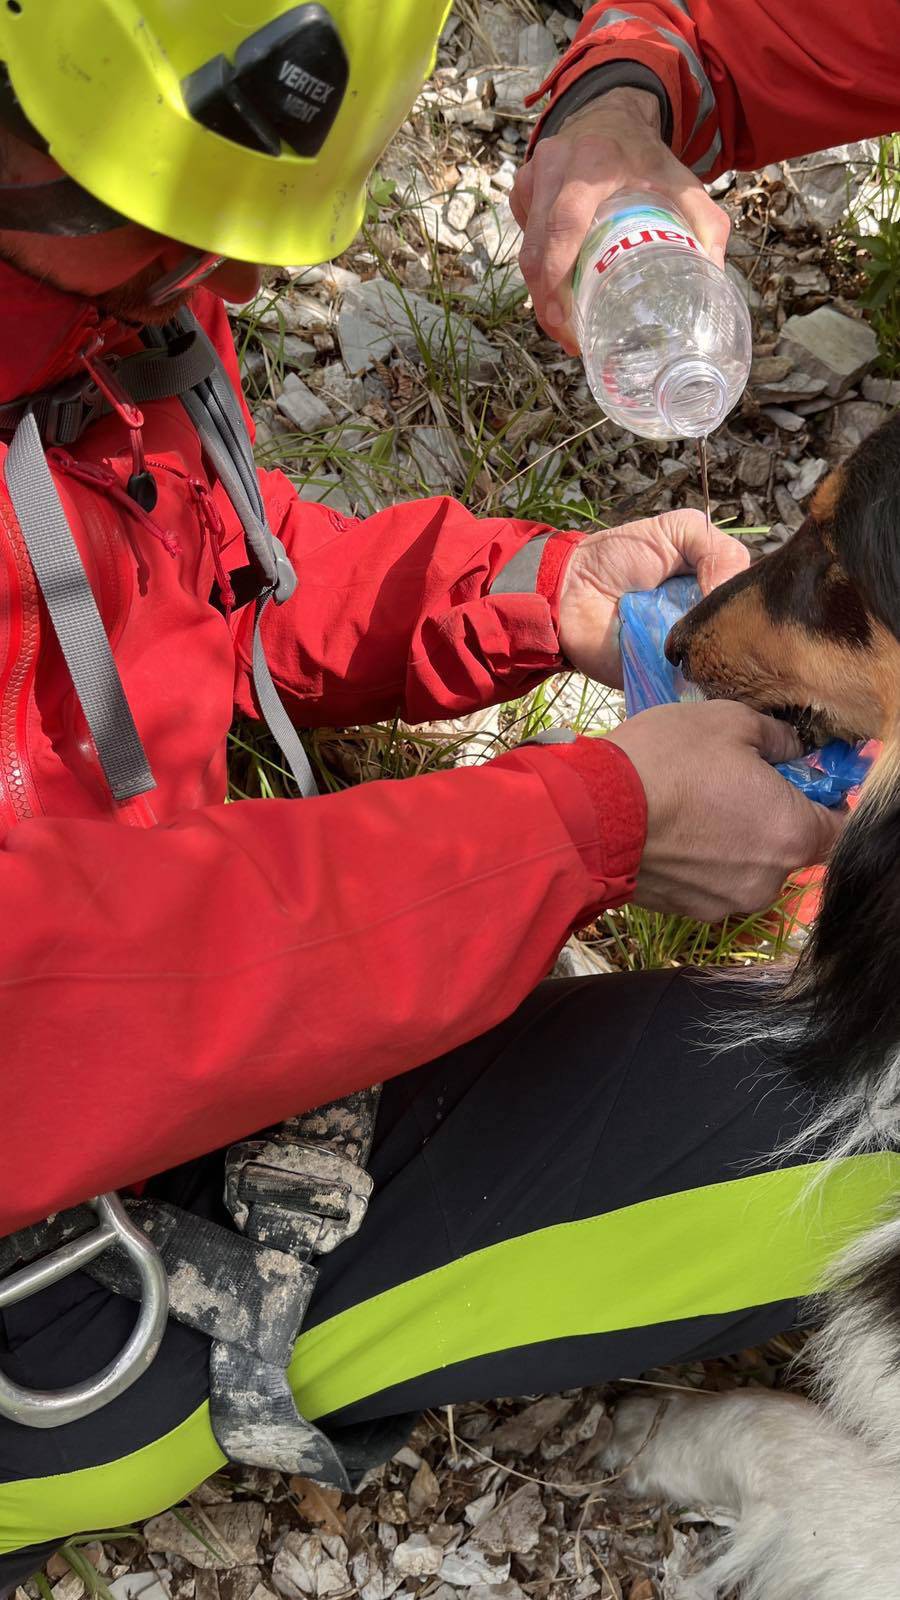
[0, 317, 109, 828]
[0, 318, 171, 831]
[0, 492, 40, 823]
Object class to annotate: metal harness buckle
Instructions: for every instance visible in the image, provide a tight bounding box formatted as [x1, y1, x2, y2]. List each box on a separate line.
[225, 1137, 374, 1257]
[0, 1192, 169, 1427]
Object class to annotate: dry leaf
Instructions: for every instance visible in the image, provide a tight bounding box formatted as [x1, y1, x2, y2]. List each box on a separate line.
[486, 1398, 575, 1456]
[468, 1586, 528, 1600]
[439, 1545, 512, 1587]
[49, 1578, 84, 1600]
[144, 1503, 264, 1569]
[408, 1459, 441, 1519]
[362, 399, 393, 426]
[106, 1577, 170, 1600]
[463, 1491, 498, 1527]
[661, 1531, 719, 1599]
[289, 1477, 345, 1535]
[216, 1568, 273, 1600]
[343, 1503, 374, 1541]
[471, 1483, 547, 1556]
[392, 1535, 444, 1578]
[272, 1533, 350, 1600]
[377, 1489, 409, 1525]
[515, 1527, 560, 1583]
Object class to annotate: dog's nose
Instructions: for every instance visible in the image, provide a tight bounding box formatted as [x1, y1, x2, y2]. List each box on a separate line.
[664, 626, 685, 669]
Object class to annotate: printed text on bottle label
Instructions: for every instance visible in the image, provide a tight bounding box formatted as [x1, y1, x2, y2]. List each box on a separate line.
[595, 227, 701, 275]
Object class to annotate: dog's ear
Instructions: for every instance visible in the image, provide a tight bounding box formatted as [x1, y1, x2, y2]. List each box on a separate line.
[825, 415, 900, 640]
[810, 467, 845, 525]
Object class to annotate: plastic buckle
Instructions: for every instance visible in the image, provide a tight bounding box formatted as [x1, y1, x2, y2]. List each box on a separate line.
[0, 1192, 169, 1428]
[43, 372, 105, 447]
[271, 536, 298, 605]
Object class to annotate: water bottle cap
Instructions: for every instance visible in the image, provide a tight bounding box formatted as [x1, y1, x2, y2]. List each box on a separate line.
[654, 357, 730, 438]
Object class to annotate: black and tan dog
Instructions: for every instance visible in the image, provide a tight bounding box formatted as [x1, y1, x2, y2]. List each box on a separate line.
[667, 433, 900, 751]
[602, 415, 900, 1600]
[668, 417, 900, 1091]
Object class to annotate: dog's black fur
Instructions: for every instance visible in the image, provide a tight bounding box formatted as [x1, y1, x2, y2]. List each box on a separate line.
[604, 412, 900, 1598]
[668, 412, 900, 1095]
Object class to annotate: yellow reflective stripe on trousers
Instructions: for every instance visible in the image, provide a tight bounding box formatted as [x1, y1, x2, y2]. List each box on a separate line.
[2, 1154, 897, 1553]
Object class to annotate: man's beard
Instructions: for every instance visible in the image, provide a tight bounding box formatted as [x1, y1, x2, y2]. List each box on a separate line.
[0, 240, 191, 326]
[95, 261, 192, 326]
[0, 236, 262, 325]
[97, 256, 263, 324]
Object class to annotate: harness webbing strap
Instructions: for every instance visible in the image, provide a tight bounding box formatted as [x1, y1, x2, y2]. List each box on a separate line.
[110, 335, 218, 407]
[0, 390, 88, 447]
[208, 1087, 381, 1486]
[0, 1200, 317, 1368]
[210, 1340, 352, 1485]
[4, 411, 156, 802]
[1, 1089, 382, 1478]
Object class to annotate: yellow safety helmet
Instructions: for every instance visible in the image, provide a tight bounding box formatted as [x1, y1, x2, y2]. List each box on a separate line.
[0, 0, 452, 264]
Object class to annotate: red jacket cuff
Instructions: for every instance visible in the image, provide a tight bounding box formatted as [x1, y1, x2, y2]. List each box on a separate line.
[495, 735, 646, 915]
[525, 0, 715, 164]
[527, 37, 685, 154]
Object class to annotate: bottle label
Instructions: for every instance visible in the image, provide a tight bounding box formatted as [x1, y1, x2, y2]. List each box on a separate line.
[574, 203, 702, 290]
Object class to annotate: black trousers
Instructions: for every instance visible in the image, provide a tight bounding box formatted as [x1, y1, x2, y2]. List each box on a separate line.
[2, 971, 893, 1580]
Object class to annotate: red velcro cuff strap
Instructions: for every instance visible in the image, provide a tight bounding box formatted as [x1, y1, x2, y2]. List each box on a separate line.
[536, 529, 584, 634]
[543, 736, 647, 896]
[499, 735, 647, 912]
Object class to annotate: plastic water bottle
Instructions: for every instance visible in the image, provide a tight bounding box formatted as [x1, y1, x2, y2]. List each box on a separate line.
[572, 190, 752, 440]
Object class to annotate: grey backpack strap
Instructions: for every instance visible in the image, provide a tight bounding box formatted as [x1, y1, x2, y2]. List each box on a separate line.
[247, 605, 319, 799]
[178, 313, 268, 521]
[142, 314, 318, 799]
[4, 410, 155, 802]
[179, 391, 318, 800]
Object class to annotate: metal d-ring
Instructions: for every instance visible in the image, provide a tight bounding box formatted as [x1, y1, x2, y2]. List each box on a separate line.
[0, 1192, 169, 1427]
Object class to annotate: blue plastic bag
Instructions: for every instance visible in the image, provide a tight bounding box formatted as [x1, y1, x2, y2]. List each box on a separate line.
[618, 576, 872, 807]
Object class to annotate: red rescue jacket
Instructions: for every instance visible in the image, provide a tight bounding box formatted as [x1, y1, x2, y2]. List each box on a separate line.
[0, 261, 645, 1236]
[536, 0, 898, 179]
